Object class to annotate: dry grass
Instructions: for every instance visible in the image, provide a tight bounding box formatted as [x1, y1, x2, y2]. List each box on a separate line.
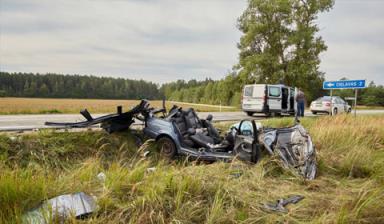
[356, 105, 384, 110]
[0, 115, 383, 223]
[0, 97, 237, 114]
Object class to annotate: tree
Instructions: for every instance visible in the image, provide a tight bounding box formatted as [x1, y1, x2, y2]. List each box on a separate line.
[0, 72, 161, 100]
[237, 0, 334, 103]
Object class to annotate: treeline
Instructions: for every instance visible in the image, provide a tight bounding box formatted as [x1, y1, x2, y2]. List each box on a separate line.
[0, 72, 160, 99]
[1, 72, 383, 106]
[332, 82, 384, 106]
[160, 74, 243, 106]
[161, 77, 384, 107]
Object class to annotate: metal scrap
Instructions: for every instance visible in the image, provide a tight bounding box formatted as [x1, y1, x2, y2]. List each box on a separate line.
[263, 195, 304, 213]
[22, 192, 96, 224]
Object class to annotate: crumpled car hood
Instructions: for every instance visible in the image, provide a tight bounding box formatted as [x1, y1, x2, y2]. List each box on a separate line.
[260, 124, 317, 179]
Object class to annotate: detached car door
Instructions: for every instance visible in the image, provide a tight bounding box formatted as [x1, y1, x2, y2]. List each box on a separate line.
[233, 120, 259, 163]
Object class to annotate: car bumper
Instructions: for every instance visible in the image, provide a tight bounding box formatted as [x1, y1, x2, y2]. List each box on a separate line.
[311, 109, 330, 113]
[242, 104, 268, 113]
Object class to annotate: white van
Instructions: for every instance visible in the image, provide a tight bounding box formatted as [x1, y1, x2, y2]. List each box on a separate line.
[242, 84, 297, 116]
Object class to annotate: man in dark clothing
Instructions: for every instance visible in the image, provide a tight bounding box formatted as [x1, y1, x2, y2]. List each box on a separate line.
[295, 89, 305, 117]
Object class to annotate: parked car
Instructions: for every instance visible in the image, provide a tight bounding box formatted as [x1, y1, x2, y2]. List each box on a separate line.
[310, 96, 351, 115]
[242, 84, 297, 117]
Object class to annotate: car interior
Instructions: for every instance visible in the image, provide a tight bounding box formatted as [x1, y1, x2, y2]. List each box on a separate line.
[167, 107, 234, 151]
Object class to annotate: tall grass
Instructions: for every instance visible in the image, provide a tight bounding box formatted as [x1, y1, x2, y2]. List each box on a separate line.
[0, 115, 383, 223]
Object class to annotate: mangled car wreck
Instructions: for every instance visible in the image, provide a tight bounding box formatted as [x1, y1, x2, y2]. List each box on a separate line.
[46, 99, 316, 179]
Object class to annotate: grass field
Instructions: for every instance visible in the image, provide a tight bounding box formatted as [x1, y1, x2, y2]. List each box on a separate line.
[0, 97, 382, 115]
[1, 115, 384, 223]
[0, 97, 237, 114]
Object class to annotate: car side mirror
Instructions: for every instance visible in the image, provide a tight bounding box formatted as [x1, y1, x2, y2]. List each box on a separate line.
[206, 114, 213, 121]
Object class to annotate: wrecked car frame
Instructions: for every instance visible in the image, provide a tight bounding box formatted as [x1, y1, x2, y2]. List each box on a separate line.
[45, 99, 316, 179]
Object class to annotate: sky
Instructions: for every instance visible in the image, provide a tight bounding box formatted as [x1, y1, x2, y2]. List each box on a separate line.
[0, 0, 383, 85]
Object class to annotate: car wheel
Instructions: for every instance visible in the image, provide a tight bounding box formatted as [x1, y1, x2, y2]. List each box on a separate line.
[157, 136, 177, 159]
[246, 112, 254, 116]
[312, 111, 317, 115]
[333, 108, 338, 116]
[347, 108, 352, 113]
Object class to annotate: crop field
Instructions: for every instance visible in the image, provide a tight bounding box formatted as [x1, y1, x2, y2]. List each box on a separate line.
[0, 97, 237, 114]
[1, 115, 384, 223]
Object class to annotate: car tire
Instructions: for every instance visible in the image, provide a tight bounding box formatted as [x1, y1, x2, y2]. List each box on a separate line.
[333, 108, 338, 116]
[312, 111, 317, 115]
[157, 136, 177, 159]
[347, 108, 352, 113]
[246, 112, 254, 116]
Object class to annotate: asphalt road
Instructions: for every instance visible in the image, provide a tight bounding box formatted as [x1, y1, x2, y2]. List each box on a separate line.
[0, 110, 383, 132]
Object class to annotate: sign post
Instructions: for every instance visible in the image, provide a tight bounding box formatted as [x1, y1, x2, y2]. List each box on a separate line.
[330, 89, 333, 116]
[354, 89, 358, 117]
[323, 79, 366, 116]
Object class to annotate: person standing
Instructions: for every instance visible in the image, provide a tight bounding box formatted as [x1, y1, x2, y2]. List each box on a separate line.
[295, 89, 305, 117]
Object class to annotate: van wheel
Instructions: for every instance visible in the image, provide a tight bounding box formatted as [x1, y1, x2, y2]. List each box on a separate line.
[157, 137, 177, 159]
[246, 112, 254, 116]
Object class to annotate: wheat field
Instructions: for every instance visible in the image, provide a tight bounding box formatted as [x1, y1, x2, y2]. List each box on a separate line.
[0, 97, 236, 114]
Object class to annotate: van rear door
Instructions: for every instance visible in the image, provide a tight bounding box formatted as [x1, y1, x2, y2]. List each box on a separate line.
[242, 85, 265, 111]
[267, 85, 282, 111]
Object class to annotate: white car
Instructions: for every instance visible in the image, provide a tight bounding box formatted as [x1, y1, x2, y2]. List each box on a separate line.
[310, 96, 351, 115]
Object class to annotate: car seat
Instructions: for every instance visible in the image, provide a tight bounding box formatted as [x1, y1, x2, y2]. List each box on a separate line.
[170, 107, 228, 150]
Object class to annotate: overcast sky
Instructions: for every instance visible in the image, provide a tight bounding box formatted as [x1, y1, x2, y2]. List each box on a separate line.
[0, 0, 383, 84]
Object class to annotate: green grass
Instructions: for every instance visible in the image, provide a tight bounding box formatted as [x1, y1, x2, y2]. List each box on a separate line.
[0, 115, 384, 223]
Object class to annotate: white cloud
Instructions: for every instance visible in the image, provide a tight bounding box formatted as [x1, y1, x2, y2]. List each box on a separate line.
[1, 0, 383, 85]
[0, 0, 246, 83]
[318, 0, 384, 84]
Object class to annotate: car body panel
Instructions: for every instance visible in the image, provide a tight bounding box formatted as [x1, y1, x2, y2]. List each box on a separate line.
[242, 85, 266, 112]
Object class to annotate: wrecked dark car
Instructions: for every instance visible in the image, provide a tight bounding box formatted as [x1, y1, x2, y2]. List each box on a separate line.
[46, 99, 316, 179]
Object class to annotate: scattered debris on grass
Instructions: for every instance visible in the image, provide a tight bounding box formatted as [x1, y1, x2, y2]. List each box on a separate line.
[22, 192, 96, 224]
[96, 172, 106, 182]
[263, 195, 305, 213]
